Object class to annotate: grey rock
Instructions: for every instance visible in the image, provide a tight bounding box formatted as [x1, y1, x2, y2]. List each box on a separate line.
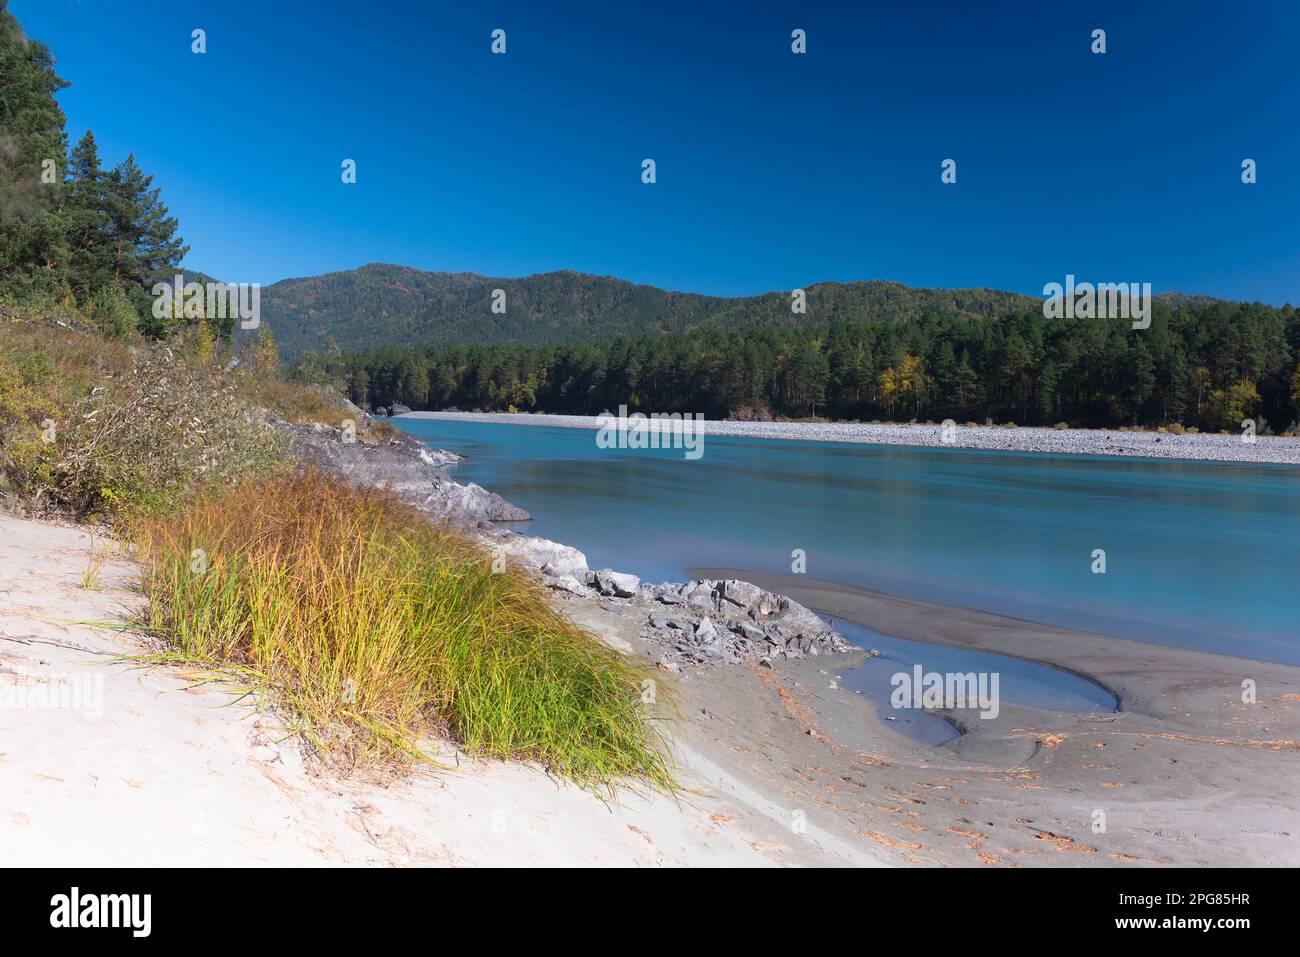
[594, 569, 640, 598]
[545, 575, 586, 595]
[729, 620, 766, 643]
[496, 536, 589, 578]
[682, 581, 719, 611]
[654, 585, 685, 605]
[720, 579, 764, 608]
[772, 596, 830, 635]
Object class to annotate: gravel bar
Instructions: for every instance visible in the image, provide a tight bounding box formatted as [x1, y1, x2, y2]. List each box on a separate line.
[397, 411, 1300, 466]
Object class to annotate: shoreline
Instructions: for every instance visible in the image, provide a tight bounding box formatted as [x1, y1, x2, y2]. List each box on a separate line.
[0, 511, 887, 867]
[380, 411, 1300, 864]
[692, 567, 1300, 721]
[397, 410, 1300, 466]
[683, 568, 1300, 865]
[6, 414, 1296, 865]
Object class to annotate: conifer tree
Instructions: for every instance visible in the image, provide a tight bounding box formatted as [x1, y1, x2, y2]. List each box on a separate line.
[0, 0, 70, 297]
[104, 154, 188, 289]
[65, 130, 114, 298]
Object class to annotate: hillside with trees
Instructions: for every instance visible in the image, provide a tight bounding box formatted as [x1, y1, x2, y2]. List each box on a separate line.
[302, 299, 1300, 434]
[251, 263, 1044, 359]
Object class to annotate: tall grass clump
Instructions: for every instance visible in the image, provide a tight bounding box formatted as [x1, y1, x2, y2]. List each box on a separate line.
[132, 471, 675, 790]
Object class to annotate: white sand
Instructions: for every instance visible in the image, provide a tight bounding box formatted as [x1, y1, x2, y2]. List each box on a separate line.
[0, 513, 883, 867]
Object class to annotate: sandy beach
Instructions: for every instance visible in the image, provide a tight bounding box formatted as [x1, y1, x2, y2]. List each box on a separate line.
[0, 512, 889, 867]
[398, 411, 1300, 466]
[3, 509, 1296, 866]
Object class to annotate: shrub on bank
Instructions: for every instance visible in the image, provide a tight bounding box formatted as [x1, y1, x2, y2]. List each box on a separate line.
[0, 313, 365, 517]
[131, 472, 676, 789]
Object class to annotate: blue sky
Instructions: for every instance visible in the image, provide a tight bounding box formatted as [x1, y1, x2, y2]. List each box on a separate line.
[13, 0, 1300, 303]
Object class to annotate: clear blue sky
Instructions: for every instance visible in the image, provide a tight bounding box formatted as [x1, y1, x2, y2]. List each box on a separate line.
[13, 0, 1300, 303]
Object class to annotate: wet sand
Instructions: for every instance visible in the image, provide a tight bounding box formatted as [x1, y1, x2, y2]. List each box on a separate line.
[667, 567, 1300, 865]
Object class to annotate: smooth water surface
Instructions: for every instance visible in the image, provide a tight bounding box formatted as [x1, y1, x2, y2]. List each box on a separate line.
[397, 418, 1300, 666]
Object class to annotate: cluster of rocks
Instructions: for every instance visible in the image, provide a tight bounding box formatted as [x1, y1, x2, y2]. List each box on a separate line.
[631, 576, 852, 668]
[287, 423, 530, 524]
[467, 515, 853, 669]
[547, 563, 853, 668]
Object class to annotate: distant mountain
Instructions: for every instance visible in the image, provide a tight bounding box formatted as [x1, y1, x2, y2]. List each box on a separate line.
[249, 264, 491, 355]
[229, 262, 1215, 358]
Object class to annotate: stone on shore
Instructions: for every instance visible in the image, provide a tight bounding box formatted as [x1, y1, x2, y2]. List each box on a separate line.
[592, 568, 640, 598]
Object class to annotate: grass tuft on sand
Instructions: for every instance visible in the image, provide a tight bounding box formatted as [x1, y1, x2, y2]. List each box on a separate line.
[131, 470, 675, 790]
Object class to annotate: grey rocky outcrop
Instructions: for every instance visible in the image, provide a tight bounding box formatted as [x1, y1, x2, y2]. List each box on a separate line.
[287, 423, 530, 524]
[474, 526, 850, 667]
[634, 578, 853, 666]
[487, 532, 589, 579]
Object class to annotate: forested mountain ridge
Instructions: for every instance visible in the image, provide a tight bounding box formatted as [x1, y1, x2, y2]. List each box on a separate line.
[251, 262, 1048, 358]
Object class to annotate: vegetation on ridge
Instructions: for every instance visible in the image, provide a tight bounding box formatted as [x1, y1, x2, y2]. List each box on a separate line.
[302, 298, 1300, 433]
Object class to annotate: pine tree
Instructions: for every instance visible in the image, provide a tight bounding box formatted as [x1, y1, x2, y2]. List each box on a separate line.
[0, 0, 70, 297]
[64, 130, 115, 297]
[104, 154, 188, 289]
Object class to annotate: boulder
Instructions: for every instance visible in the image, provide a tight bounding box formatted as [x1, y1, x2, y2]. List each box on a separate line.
[772, 596, 832, 635]
[593, 568, 640, 598]
[653, 584, 685, 605]
[694, 616, 720, 643]
[495, 535, 589, 578]
[728, 620, 766, 644]
[682, 580, 719, 611]
[720, 579, 764, 608]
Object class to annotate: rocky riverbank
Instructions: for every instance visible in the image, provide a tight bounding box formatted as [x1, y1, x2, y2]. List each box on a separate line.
[221, 410, 1300, 867]
[287, 418, 854, 670]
